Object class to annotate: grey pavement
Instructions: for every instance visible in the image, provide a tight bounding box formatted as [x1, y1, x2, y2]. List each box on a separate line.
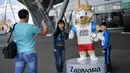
[0, 30, 130, 73]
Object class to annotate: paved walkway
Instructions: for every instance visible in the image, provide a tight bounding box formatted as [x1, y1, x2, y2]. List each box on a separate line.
[0, 30, 130, 73]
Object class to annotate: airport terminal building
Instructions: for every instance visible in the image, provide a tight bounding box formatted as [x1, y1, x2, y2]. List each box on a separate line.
[53, 0, 130, 32]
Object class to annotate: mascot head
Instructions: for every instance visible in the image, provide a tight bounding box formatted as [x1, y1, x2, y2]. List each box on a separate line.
[74, 0, 94, 25]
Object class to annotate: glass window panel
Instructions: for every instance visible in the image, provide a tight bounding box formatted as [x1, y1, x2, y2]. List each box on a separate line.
[94, 6, 97, 11]
[106, 4, 113, 10]
[97, 5, 105, 11]
[113, 2, 121, 10]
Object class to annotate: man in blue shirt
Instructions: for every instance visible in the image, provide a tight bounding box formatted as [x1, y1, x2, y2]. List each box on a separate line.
[6, 9, 48, 73]
[100, 22, 112, 73]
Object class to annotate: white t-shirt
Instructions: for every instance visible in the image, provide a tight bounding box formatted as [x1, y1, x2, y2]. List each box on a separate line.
[75, 23, 93, 44]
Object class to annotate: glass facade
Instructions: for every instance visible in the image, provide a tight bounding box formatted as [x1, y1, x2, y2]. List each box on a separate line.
[113, 2, 121, 10]
[106, 4, 113, 10]
[54, 1, 123, 28]
[96, 5, 105, 11]
[93, 1, 123, 27]
[94, 12, 123, 27]
[95, 2, 121, 11]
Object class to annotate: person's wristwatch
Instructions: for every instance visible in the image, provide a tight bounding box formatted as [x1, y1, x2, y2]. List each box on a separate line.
[39, 20, 45, 28]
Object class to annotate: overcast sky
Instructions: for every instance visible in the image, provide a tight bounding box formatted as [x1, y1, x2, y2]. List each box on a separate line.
[0, 0, 6, 5]
[0, 0, 33, 24]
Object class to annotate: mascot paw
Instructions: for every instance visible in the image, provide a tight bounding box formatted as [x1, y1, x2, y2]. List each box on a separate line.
[78, 57, 87, 62]
[90, 56, 98, 60]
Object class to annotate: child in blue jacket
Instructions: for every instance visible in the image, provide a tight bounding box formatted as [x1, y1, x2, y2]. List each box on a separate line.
[53, 20, 68, 73]
[100, 22, 112, 73]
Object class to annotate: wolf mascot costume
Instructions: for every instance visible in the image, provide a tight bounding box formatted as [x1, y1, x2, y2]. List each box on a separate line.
[69, 0, 101, 62]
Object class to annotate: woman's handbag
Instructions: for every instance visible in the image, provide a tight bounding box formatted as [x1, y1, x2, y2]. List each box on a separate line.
[3, 23, 17, 59]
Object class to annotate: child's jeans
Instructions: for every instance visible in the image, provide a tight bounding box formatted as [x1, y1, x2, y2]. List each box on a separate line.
[104, 44, 112, 72]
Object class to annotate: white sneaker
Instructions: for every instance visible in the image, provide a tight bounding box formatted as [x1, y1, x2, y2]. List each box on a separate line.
[82, 57, 87, 61]
[78, 57, 83, 62]
[90, 56, 98, 60]
[78, 57, 87, 62]
[90, 53, 98, 60]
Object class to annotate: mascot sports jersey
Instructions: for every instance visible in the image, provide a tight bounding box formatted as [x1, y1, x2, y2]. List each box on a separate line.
[71, 23, 96, 45]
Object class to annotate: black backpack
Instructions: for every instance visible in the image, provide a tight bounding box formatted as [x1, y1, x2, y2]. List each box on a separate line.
[3, 23, 17, 59]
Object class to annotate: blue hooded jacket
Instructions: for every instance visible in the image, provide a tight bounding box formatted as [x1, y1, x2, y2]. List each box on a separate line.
[102, 29, 110, 49]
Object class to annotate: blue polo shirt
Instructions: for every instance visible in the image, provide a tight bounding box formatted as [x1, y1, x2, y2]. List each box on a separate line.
[11, 22, 40, 53]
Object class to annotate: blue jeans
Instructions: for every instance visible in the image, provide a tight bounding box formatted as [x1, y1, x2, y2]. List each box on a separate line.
[14, 52, 37, 73]
[54, 46, 65, 73]
[104, 45, 112, 72]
